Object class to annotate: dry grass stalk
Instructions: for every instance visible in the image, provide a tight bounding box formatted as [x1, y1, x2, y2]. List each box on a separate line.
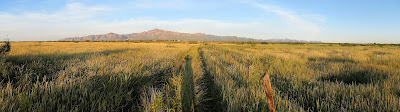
[247, 58, 250, 84]
[229, 51, 232, 65]
[263, 73, 275, 112]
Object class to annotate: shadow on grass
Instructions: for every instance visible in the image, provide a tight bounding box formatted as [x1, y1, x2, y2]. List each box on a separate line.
[270, 75, 319, 111]
[308, 57, 356, 71]
[197, 48, 223, 112]
[181, 55, 195, 112]
[308, 57, 355, 63]
[3, 49, 134, 84]
[16, 68, 172, 111]
[373, 51, 390, 55]
[7, 49, 134, 65]
[319, 69, 388, 84]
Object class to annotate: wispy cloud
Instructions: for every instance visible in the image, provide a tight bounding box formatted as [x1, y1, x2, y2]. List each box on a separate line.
[132, 0, 195, 9]
[0, 2, 114, 40]
[6, 2, 112, 21]
[0, 15, 279, 41]
[95, 18, 272, 37]
[63, 2, 113, 18]
[0, 1, 290, 41]
[0, 1, 323, 41]
[0, 2, 268, 41]
[242, 0, 323, 37]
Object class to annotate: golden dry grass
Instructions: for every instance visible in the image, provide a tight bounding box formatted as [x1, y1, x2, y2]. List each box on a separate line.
[1, 41, 399, 111]
[200, 43, 400, 111]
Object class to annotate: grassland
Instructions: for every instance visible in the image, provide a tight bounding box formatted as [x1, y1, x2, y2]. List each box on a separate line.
[0, 41, 399, 111]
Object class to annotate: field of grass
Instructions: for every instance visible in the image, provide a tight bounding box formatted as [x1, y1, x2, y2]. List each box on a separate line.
[1, 41, 399, 111]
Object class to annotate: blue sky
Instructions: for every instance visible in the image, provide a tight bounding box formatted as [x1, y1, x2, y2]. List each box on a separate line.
[0, 0, 399, 43]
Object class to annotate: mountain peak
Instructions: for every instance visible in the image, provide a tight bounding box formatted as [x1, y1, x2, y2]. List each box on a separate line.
[151, 28, 162, 31]
[148, 28, 164, 32]
[60, 29, 322, 43]
[105, 32, 118, 37]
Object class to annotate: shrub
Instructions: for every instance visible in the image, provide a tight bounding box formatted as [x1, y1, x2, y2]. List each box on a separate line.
[248, 40, 256, 47]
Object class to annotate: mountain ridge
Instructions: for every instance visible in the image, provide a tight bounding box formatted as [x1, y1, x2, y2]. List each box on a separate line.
[60, 29, 322, 43]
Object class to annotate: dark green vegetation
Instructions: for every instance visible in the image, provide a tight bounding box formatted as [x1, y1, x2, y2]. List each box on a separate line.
[0, 41, 399, 111]
[0, 41, 11, 81]
[181, 56, 195, 112]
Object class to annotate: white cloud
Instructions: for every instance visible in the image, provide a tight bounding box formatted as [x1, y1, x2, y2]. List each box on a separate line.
[0, 1, 321, 41]
[0, 2, 292, 41]
[0, 2, 114, 41]
[0, 14, 287, 41]
[132, 0, 193, 9]
[129, 0, 221, 10]
[242, 0, 323, 38]
[2, 2, 112, 22]
[303, 14, 326, 23]
[94, 19, 273, 37]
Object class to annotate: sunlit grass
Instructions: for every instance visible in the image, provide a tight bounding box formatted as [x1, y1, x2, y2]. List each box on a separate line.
[0, 42, 193, 111]
[1, 42, 399, 111]
[201, 43, 400, 111]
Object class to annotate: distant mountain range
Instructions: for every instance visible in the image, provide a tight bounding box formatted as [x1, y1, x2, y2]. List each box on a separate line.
[60, 29, 322, 43]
